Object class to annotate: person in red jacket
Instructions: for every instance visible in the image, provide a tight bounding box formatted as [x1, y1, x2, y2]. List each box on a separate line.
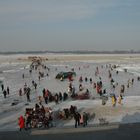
[18, 115, 25, 131]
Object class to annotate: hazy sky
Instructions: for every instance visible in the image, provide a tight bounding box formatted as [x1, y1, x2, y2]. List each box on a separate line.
[0, 0, 140, 52]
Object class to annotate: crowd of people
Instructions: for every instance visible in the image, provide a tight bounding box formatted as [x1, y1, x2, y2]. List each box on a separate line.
[1, 60, 140, 131]
[18, 103, 89, 131]
[18, 103, 53, 131]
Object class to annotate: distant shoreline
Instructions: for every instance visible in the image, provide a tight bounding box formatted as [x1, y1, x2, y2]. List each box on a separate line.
[0, 53, 140, 63]
[0, 50, 140, 55]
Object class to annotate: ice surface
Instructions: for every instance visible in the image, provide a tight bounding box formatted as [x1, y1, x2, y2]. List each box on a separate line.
[0, 54, 140, 131]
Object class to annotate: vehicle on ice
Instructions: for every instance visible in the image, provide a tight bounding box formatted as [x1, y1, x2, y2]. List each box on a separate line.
[55, 71, 76, 80]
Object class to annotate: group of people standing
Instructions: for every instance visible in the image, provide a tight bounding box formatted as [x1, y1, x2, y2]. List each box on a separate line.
[1, 84, 10, 98]
[42, 88, 69, 105]
[74, 111, 89, 128]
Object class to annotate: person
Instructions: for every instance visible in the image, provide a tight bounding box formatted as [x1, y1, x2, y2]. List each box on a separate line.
[85, 89, 89, 94]
[109, 72, 112, 79]
[70, 105, 76, 116]
[68, 82, 72, 93]
[59, 92, 62, 101]
[83, 112, 88, 127]
[120, 85, 125, 94]
[54, 93, 59, 104]
[44, 90, 49, 104]
[118, 94, 123, 105]
[25, 114, 32, 130]
[34, 82, 37, 90]
[29, 69, 32, 74]
[35, 103, 40, 111]
[63, 92, 68, 101]
[96, 84, 101, 94]
[80, 114, 83, 125]
[38, 75, 41, 81]
[22, 73, 24, 79]
[43, 117, 49, 128]
[89, 78, 92, 84]
[74, 112, 81, 128]
[18, 115, 25, 131]
[127, 79, 130, 88]
[99, 80, 102, 88]
[79, 84, 83, 91]
[7, 86, 9, 95]
[3, 89, 7, 98]
[26, 87, 31, 102]
[93, 82, 96, 89]
[110, 78, 114, 85]
[95, 66, 99, 75]
[48, 114, 53, 127]
[32, 80, 35, 86]
[19, 88, 22, 96]
[132, 78, 134, 85]
[112, 94, 117, 107]
[79, 76, 83, 83]
[102, 93, 108, 105]
[1, 84, 4, 91]
[42, 88, 46, 98]
[24, 83, 27, 94]
[85, 77, 88, 82]
[137, 76, 140, 81]
[38, 96, 43, 105]
[103, 89, 106, 94]
[71, 86, 76, 97]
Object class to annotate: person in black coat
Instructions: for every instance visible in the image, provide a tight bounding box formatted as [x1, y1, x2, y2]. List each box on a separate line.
[74, 112, 81, 128]
[25, 114, 32, 129]
[3, 89, 7, 98]
[42, 88, 46, 98]
[59, 92, 62, 101]
[26, 87, 31, 102]
[7, 86, 10, 95]
[1, 84, 4, 91]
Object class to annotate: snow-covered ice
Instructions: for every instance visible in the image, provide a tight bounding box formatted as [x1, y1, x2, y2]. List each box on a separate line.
[0, 53, 140, 131]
